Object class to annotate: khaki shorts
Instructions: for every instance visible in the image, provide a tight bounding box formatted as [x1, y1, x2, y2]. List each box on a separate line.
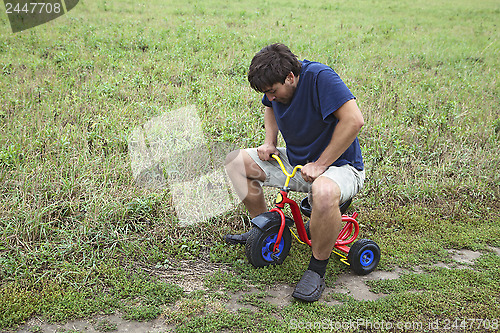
[245, 147, 365, 204]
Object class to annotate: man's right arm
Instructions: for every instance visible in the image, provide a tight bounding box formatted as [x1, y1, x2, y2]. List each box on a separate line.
[257, 106, 280, 161]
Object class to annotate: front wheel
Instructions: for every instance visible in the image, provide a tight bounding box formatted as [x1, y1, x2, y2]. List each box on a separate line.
[245, 225, 291, 268]
[347, 239, 380, 275]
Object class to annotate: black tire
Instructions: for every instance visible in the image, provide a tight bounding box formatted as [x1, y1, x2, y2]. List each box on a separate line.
[347, 239, 380, 275]
[245, 225, 292, 268]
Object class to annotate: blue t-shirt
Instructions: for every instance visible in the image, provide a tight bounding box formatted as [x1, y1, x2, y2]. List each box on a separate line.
[262, 60, 364, 170]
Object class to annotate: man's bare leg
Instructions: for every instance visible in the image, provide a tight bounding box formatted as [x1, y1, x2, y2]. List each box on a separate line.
[292, 176, 342, 302]
[224, 149, 268, 218]
[309, 176, 343, 260]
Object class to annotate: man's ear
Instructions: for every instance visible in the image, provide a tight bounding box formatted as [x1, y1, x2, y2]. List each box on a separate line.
[286, 72, 295, 84]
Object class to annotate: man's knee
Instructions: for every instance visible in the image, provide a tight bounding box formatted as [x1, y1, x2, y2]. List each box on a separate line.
[225, 149, 242, 170]
[311, 177, 341, 211]
[225, 149, 266, 181]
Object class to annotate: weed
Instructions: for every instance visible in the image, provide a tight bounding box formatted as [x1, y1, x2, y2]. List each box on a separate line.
[95, 319, 117, 332]
[203, 269, 250, 292]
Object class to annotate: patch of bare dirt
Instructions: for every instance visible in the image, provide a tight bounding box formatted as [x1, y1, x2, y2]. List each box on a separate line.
[136, 258, 229, 292]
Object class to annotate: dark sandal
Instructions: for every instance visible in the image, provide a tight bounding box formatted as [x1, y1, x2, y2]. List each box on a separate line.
[224, 231, 251, 245]
[292, 270, 325, 302]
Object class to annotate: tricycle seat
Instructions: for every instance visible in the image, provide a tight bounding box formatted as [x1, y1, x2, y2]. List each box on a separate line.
[300, 196, 352, 217]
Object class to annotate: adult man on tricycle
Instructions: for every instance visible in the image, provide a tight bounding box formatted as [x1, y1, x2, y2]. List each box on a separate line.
[225, 43, 365, 302]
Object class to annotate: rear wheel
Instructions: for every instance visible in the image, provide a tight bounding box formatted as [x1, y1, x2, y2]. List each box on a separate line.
[347, 239, 380, 275]
[245, 225, 291, 267]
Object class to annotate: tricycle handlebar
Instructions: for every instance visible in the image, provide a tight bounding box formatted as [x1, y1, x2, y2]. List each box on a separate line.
[271, 154, 303, 188]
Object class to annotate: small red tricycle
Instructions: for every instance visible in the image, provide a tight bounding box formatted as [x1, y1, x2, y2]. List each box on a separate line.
[245, 154, 380, 275]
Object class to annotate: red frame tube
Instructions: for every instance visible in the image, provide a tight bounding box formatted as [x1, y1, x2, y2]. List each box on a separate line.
[271, 190, 359, 255]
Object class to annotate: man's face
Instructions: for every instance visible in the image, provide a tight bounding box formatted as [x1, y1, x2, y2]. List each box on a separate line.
[263, 73, 298, 105]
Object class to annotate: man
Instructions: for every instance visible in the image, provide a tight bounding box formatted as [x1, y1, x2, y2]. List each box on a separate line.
[224, 43, 365, 302]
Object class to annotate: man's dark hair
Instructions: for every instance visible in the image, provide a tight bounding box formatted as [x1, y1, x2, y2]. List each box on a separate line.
[248, 43, 302, 93]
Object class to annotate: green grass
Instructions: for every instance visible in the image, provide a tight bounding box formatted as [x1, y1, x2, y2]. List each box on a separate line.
[0, 0, 499, 331]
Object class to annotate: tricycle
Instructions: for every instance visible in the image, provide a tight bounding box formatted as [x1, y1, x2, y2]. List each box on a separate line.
[245, 154, 380, 275]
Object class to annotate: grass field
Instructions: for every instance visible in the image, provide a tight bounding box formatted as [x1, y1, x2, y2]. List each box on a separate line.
[0, 0, 499, 331]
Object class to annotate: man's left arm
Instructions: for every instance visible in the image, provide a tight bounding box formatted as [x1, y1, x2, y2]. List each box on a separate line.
[300, 99, 364, 183]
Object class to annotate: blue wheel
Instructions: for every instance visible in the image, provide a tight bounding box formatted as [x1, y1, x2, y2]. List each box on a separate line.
[347, 239, 380, 275]
[360, 249, 375, 266]
[245, 225, 291, 268]
[261, 232, 285, 262]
